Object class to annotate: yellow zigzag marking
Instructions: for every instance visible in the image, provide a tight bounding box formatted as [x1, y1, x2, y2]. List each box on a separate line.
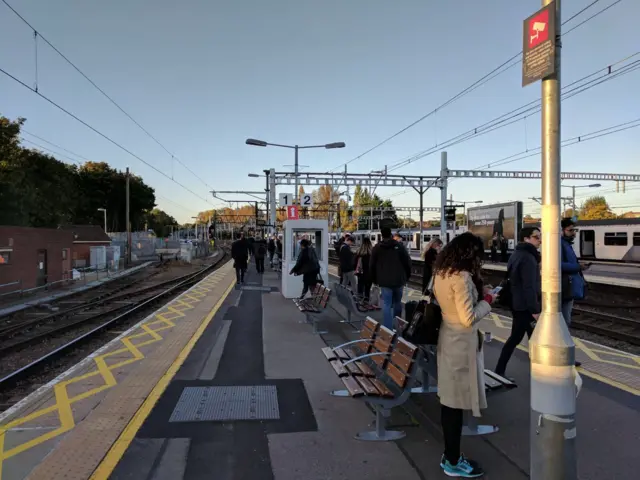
[0, 268, 230, 479]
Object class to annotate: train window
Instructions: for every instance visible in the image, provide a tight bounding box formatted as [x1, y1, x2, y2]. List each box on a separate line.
[634, 232, 640, 246]
[604, 232, 628, 246]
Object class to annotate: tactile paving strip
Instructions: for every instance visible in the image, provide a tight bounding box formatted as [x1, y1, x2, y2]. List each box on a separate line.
[169, 385, 280, 422]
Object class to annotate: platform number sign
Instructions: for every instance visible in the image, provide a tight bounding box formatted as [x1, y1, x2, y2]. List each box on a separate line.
[287, 205, 299, 220]
[300, 193, 313, 207]
[279, 193, 293, 206]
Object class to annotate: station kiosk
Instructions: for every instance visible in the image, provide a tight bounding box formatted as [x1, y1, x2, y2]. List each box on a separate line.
[281, 219, 329, 299]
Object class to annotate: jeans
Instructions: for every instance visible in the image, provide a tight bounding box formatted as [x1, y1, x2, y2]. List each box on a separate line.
[381, 286, 404, 330]
[441, 404, 463, 464]
[562, 300, 574, 326]
[342, 271, 357, 291]
[495, 310, 535, 376]
[255, 258, 265, 273]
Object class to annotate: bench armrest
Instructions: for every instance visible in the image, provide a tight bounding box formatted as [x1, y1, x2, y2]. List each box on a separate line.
[342, 352, 391, 367]
[330, 338, 375, 350]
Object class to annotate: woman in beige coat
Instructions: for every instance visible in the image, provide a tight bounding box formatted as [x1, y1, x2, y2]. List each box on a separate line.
[432, 232, 497, 478]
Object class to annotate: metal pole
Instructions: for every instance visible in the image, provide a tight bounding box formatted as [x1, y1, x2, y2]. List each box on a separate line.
[103, 209, 107, 234]
[265, 171, 271, 235]
[294, 145, 299, 204]
[572, 186, 576, 217]
[126, 167, 131, 266]
[440, 152, 447, 242]
[269, 168, 277, 234]
[529, 1, 577, 479]
[419, 188, 424, 252]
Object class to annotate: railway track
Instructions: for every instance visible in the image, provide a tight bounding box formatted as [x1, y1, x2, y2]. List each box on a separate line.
[0, 250, 228, 391]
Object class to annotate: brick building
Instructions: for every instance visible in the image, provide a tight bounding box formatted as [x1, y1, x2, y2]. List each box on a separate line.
[59, 225, 112, 267]
[0, 227, 75, 291]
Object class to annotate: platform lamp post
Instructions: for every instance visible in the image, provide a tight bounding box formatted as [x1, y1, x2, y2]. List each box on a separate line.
[563, 183, 601, 219]
[248, 171, 272, 235]
[97, 208, 107, 234]
[245, 138, 346, 204]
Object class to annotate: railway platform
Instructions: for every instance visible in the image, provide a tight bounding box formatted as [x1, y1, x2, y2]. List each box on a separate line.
[1, 260, 638, 479]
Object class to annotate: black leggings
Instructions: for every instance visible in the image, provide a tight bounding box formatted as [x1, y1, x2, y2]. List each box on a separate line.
[495, 310, 535, 375]
[356, 274, 372, 300]
[441, 404, 463, 464]
[300, 272, 318, 297]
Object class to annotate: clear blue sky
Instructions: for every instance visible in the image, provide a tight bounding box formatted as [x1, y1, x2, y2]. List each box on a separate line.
[1, 0, 638, 223]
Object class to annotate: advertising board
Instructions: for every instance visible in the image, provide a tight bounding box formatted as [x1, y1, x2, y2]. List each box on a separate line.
[467, 201, 523, 251]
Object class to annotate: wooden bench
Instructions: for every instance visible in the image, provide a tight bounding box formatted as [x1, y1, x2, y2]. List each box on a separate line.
[321, 317, 421, 441]
[292, 284, 332, 334]
[394, 315, 517, 436]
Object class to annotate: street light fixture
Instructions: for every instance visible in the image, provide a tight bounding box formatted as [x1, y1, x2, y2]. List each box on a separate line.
[563, 183, 601, 217]
[97, 208, 107, 233]
[245, 137, 346, 203]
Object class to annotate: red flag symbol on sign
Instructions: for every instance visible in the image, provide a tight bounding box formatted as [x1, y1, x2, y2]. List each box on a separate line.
[287, 205, 299, 220]
[528, 9, 549, 48]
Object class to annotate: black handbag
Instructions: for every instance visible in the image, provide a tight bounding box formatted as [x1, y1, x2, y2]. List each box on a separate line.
[402, 278, 442, 345]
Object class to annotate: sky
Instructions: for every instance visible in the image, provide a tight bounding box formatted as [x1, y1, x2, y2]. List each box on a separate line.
[1, 0, 638, 224]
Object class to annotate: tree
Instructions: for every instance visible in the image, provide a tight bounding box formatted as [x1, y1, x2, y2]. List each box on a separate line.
[579, 196, 616, 220]
[0, 115, 157, 231]
[146, 209, 178, 237]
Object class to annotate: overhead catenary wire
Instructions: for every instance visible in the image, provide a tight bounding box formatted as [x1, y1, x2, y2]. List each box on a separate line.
[0, 66, 215, 207]
[327, 0, 622, 173]
[1, 0, 213, 192]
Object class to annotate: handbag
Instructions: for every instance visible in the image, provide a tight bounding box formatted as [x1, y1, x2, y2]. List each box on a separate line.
[316, 272, 325, 285]
[402, 277, 442, 345]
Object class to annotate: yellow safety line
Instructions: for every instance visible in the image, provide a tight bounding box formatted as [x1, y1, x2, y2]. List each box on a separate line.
[89, 279, 235, 480]
[0, 267, 232, 480]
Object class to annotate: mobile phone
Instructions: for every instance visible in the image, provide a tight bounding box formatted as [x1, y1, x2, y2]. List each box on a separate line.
[491, 286, 503, 295]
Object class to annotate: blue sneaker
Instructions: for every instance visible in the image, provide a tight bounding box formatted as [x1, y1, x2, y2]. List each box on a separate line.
[440, 454, 484, 477]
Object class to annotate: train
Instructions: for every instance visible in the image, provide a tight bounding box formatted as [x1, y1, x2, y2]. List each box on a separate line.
[330, 218, 640, 262]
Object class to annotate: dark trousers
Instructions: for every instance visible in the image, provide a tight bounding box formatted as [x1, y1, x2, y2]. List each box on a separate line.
[495, 310, 535, 375]
[301, 271, 318, 298]
[255, 258, 265, 273]
[356, 274, 372, 300]
[235, 267, 245, 283]
[441, 404, 463, 463]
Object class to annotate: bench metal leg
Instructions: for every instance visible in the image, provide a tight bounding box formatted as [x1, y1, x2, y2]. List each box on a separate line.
[462, 410, 499, 436]
[355, 405, 405, 441]
[311, 318, 328, 335]
[410, 368, 438, 394]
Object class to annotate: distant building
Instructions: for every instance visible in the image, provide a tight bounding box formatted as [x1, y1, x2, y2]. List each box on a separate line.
[59, 225, 112, 268]
[0, 226, 75, 291]
[619, 211, 640, 219]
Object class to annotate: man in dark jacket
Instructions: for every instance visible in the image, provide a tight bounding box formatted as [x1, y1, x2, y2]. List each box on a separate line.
[334, 233, 346, 283]
[267, 235, 276, 268]
[339, 235, 356, 289]
[231, 233, 249, 285]
[561, 218, 586, 368]
[495, 227, 541, 377]
[370, 226, 412, 329]
[253, 236, 268, 274]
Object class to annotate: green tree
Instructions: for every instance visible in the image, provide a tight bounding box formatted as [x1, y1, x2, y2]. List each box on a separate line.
[579, 196, 616, 220]
[146, 208, 178, 237]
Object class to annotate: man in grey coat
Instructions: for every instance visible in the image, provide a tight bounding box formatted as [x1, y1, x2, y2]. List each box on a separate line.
[494, 226, 541, 377]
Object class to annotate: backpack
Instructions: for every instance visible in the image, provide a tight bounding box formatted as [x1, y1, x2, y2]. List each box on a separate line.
[258, 244, 267, 256]
[402, 277, 442, 345]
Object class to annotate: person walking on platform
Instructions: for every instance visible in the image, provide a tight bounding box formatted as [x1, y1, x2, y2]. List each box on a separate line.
[421, 238, 443, 295]
[494, 227, 541, 378]
[247, 236, 255, 261]
[561, 218, 587, 367]
[339, 235, 357, 290]
[267, 235, 276, 268]
[354, 237, 373, 301]
[254, 236, 267, 274]
[334, 232, 346, 283]
[289, 239, 320, 299]
[432, 232, 497, 478]
[231, 233, 249, 285]
[370, 226, 411, 330]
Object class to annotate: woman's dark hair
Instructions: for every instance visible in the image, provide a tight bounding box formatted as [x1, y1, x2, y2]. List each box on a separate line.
[434, 232, 485, 277]
[300, 239, 310, 248]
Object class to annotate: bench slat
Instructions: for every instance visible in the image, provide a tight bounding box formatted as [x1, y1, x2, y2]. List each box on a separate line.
[369, 378, 395, 398]
[329, 360, 348, 377]
[355, 361, 375, 378]
[390, 350, 413, 373]
[341, 376, 365, 398]
[395, 337, 419, 360]
[355, 377, 382, 396]
[363, 317, 380, 333]
[321, 347, 350, 361]
[344, 362, 364, 376]
[386, 362, 410, 389]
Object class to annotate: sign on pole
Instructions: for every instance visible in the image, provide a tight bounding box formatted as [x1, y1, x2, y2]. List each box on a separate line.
[522, 2, 556, 87]
[300, 193, 313, 208]
[279, 193, 293, 206]
[287, 205, 299, 220]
